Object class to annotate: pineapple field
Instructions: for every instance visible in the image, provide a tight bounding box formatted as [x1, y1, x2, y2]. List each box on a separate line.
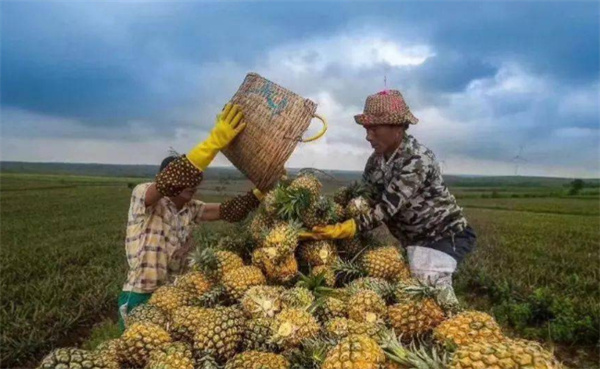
[1, 172, 598, 368]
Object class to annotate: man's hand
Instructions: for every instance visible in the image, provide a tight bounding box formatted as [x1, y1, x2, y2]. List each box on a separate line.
[299, 219, 357, 240]
[187, 103, 246, 171]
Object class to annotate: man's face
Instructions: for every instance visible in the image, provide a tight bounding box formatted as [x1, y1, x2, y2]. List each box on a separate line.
[176, 187, 198, 203]
[365, 125, 404, 155]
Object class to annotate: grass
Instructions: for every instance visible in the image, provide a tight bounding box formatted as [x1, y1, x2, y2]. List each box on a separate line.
[0, 175, 132, 366]
[455, 209, 599, 343]
[460, 196, 600, 216]
[1, 172, 599, 367]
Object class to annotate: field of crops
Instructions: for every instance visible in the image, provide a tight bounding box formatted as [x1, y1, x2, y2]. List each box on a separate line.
[1, 172, 598, 368]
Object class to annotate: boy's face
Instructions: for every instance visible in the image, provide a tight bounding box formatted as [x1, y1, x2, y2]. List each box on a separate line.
[176, 187, 198, 202]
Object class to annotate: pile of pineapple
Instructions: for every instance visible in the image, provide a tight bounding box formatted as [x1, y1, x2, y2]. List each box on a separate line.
[39, 173, 564, 369]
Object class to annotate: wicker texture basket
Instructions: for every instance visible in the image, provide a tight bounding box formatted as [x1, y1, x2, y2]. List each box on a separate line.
[222, 73, 326, 191]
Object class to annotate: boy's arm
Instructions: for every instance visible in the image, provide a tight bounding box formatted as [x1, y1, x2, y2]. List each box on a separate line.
[144, 183, 164, 207]
[196, 189, 263, 222]
[198, 203, 221, 221]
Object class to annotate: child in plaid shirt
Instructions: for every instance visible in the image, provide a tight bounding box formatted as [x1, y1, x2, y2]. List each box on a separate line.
[118, 104, 262, 330]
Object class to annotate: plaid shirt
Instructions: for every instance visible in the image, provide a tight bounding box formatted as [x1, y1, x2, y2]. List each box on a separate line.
[122, 183, 205, 293]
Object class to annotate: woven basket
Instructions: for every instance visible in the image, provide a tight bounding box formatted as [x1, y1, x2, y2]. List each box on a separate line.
[222, 73, 327, 191]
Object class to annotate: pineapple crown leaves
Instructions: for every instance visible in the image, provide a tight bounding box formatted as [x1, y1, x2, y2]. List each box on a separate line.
[275, 187, 313, 222]
[348, 181, 375, 201]
[216, 232, 255, 260]
[347, 278, 396, 303]
[319, 197, 341, 224]
[296, 272, 337, 299]
[334, 181, 374, 206]
[395, 281, 440, 301]
[331, 258, 366, 284]
[188, 247, 220, 273]
[378, 329, 448, 369]
[285, 337, 334, 369]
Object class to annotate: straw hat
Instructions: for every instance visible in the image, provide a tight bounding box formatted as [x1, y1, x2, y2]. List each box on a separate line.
[354, 90, 418, 126]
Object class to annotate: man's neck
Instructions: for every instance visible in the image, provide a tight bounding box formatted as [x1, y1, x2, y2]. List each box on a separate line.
[383, 136, 405, 161]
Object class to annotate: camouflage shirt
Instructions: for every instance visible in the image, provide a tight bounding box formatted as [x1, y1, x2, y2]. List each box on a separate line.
[357, 134, 468, 246]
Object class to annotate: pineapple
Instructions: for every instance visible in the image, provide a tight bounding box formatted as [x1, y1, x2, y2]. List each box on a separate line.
[298, 240, 337, 266]
[433, 311, 505, 348]
[387, 285, 445, 340]
[190, 248, 244, 282]
[333, 182, 370, 207]
[449, 339, 564, 369]
[332, 202, 347, 221]
[241, 285, 284, 318]
[333, 185, 351, 206]
[324, 317, 350, 340]
[252, 248, 298, 283]
[38, 348, 119, 369]
[279, 287, 315, 311]
[300, 196, 333, 229]
[347, 289, 387, 323]
[262, 222, 300, 263]
[361, 246, 411, 282]
[222, 266, 266, 300]
[242, 318, 279, 352]
[325, 317, 383, 341]
[147, 342, 195, 369]
[322, 334, 386, 369]
[271, 308, 321, 349]
[193, 306, 246, 363]
[174, 271, 213, 298]
[118, 322, 172, 367]
[262, 190, 279, 217]
[94, 339, 121, 364]
[126, 304, 168, 330]
[225, 351, 290, 369]
[242, 318, 278, 352]
[170, 306, 212, 341]
[348, 277, 394, 297]
[315, 296, 347, 322]
[345, 196, 371, 218]
[310, 265, 336, 287]
[148, 286, 191, 317]
[250, 208, 274, 242]
[336, 236, 365, 259]
[288, 174, 321, 200]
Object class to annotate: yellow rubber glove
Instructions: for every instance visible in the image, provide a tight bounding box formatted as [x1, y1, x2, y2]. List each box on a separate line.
[299, 219, 357, 240]
[252, 188, 265, 201]
[187, 103, 246, 171]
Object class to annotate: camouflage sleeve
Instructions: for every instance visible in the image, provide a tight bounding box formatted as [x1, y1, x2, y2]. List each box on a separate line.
[356, 155, 429, 232]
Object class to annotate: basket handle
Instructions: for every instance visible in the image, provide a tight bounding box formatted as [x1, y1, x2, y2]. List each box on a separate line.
[300, 114, 328, 143]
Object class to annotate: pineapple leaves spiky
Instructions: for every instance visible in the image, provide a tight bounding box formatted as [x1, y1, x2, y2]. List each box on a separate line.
[332, 258, 367, 284]
[378, 329, 448, 369]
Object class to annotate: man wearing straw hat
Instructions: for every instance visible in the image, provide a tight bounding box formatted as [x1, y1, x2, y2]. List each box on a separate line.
[118, 103, 264, 330]
[302, 90, 476, 303]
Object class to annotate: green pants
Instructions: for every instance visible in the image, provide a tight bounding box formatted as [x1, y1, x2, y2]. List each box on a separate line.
[118, 291, 152, 332]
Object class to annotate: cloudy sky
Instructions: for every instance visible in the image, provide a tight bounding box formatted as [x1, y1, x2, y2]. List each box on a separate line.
[1, 1, 598, 178]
